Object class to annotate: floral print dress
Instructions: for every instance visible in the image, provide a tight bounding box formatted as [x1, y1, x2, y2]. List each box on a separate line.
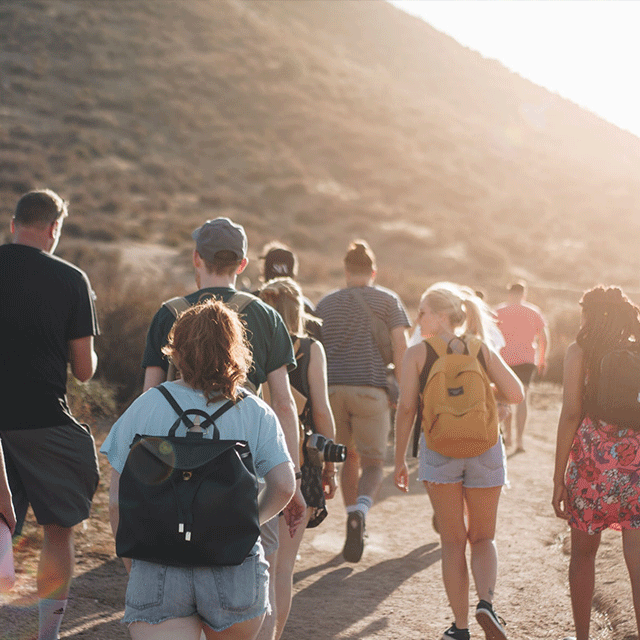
[566, 415, 640, 533]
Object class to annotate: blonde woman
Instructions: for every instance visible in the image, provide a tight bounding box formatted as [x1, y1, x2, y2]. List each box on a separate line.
[394, 283, 523, 640]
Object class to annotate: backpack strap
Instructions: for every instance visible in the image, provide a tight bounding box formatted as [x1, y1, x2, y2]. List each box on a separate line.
[290, 337, 312, 399]
[156, 385, 247, 437]
[156, 384, 192, 430]
[350, 288, 393, 365]
[161, 297, 191, 381]
[411, 341, 439, 457]
[162, 296, 191, 318]
[226, 291, 256, 314]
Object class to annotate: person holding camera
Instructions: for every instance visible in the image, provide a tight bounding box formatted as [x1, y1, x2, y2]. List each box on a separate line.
[102, 299, 296, 639]
[259, 277, 339, 640]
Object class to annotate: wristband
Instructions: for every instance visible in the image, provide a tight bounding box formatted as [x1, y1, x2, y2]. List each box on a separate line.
[295, 470, 302, 480]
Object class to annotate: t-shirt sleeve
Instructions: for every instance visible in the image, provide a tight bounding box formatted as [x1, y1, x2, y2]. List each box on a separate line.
[251, 405, 293, 478]
[68, 271, 100, 339]
[100, 396, 149, 474]
[535, 310, 547, 330]
[267, 313, 296, 374]
[142, 307, 174, 370]
[387, 293, 411, 330]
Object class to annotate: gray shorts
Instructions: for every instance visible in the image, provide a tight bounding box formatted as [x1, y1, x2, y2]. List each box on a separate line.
[1, 423, 100, 530]
[418, 435, 507, 488]
[260, 516, 279, 557]
[123, 547, 269, 630]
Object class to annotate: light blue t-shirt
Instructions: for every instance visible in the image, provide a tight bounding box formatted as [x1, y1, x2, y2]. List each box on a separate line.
[101, 382, 292, 478]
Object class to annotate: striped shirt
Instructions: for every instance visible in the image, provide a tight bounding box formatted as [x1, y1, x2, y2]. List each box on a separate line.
[316, 285, 410, 389]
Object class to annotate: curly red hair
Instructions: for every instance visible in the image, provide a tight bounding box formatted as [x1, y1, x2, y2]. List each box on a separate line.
[162, 298, 251, 403]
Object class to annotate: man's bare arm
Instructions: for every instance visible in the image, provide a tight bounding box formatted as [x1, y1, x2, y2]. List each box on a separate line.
[69, 336, 97, 383]
[143, 366, 167, 392]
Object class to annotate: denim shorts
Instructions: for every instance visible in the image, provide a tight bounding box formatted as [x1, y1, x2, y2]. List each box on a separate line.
[418, 435, 507, 488]
[123, 545, 269, 631]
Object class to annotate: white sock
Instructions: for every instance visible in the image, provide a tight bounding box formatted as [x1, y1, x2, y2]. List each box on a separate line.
[38, 598, 67, 640]
[355, 495, 373, 518]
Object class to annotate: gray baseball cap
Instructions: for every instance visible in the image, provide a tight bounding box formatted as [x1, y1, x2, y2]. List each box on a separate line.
[192, 218, 247, 261]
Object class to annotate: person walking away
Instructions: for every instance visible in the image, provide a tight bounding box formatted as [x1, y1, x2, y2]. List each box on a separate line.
[102, 299, 296, 639]
[259, 277, 338, 639]
[394, 282, 523, 640]
[552, 285, 640, 640]
[141, 218, 305, 640]
[0, 190, 100, 640]
[495, 281, 549, 452]
[316, 240, 410, 562]
[258, 241, 322, 340]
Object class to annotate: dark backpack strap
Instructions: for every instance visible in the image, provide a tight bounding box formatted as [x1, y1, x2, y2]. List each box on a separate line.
[156, 385, 246, 435]
[289, 337, 312, 400]
[411, 341, 439, 457]
[156, 384, 193, 430]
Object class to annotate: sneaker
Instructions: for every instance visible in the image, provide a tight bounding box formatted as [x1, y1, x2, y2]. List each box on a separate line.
[442, 623, 470, 640]
[475, 600, 507, 640]
[342, 510, 365, 562]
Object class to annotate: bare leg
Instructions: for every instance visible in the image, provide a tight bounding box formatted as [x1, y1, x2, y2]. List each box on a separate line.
[274, 510, 310, 640]
[204, 615, 265, 640]
[38, 524, 74, 600]
[340, 448, 360, 507]
[622, 528, 640, 637]
[569, 528, 600, 640]
[426, 481, 469, 630]
[256, 550, 277, 640]
[464, 486, 502, 603]
[357, 455, 384, 502]
[130, 616, 203, 640]
[514, 385, 529, 451]
[502, 410, 513, 449]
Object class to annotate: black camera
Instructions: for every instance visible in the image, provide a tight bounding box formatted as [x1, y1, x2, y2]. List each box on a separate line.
[304, 433, 347, 468]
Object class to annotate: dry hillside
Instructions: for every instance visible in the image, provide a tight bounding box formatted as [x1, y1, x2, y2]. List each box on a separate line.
[1, 0, 639, 302]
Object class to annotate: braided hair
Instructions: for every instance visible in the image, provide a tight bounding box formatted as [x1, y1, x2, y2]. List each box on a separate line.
[577, 285, 640, 417]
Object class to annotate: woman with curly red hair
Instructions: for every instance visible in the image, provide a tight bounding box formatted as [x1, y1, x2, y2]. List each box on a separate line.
[553, 285, 640, 640]
[102, 299, 296, 640]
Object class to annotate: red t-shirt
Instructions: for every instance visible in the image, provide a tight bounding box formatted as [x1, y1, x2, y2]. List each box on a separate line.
[495, 302, 546, 367]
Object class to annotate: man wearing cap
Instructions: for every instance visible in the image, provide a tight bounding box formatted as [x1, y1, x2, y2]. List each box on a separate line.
[141, 218, 305, 640]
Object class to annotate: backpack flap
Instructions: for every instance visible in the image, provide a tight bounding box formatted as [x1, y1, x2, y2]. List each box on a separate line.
[116, 387, 260, 566]
[117, 436, 259, 566]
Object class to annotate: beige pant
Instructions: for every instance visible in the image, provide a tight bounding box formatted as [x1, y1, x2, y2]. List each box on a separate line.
[328, 385, 390, 461]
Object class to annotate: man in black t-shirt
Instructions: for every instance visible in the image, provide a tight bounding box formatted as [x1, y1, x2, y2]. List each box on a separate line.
[0, 190, 99, 640]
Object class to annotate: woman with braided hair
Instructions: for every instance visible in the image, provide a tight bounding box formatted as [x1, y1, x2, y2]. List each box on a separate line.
[553, 285, 640, 640]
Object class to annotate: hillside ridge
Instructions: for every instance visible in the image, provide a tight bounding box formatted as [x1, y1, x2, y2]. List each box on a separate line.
[1, 0, 639, 302]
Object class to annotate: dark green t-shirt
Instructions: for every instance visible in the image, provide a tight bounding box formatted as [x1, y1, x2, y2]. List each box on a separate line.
[142, 287, 295, 388]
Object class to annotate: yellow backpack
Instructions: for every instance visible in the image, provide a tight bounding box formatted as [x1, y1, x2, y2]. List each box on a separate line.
[420, 335, 498, 458]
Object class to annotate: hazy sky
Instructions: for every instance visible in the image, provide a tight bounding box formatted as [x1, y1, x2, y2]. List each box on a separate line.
[389, 0, 640, 139]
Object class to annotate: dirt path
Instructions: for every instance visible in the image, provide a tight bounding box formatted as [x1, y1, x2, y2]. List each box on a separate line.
[1, 384, 637, 639]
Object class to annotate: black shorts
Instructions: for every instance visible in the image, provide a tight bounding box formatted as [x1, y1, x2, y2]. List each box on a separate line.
[1, 423, 100, 532]
[510, 362, 537, 386]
